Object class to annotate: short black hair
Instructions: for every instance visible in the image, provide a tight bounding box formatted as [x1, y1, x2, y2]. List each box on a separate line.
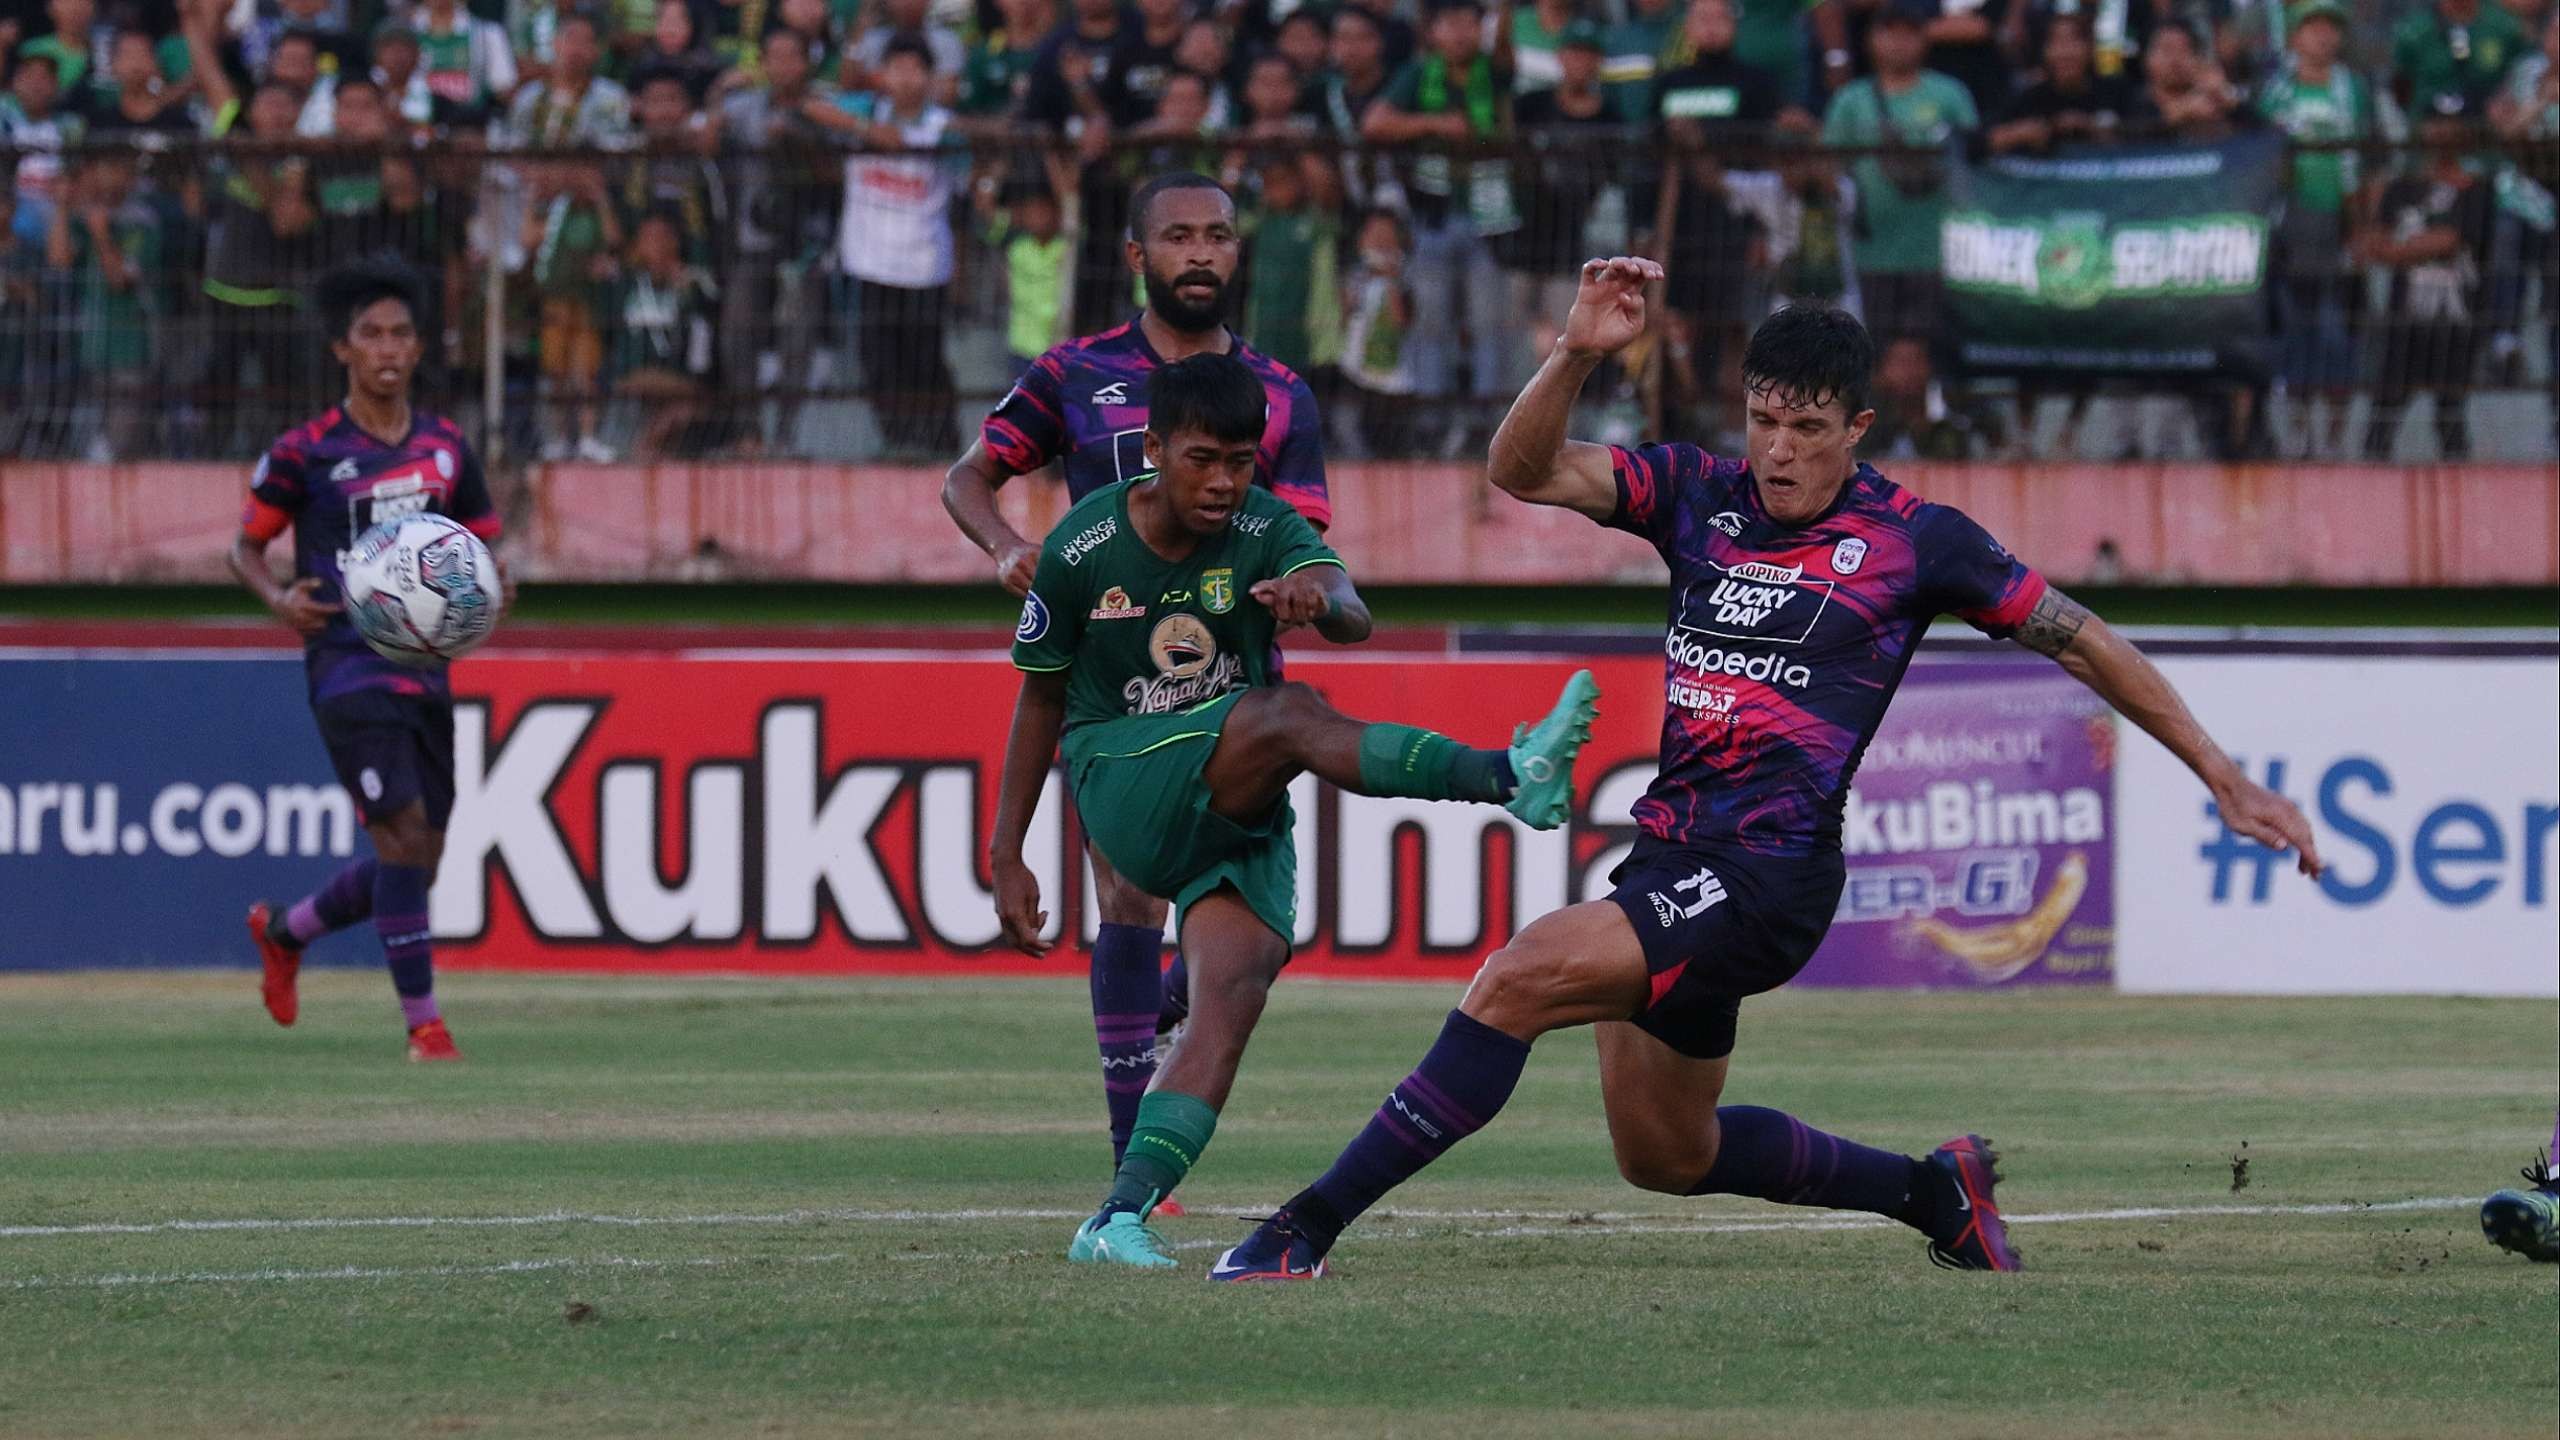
[1145, 352, 1267, 446]
[315, 259, 425, 340]
[878, 32, 936, 70]
[1126, 171, 1232, 241]
[1741, 304, 1875, 417]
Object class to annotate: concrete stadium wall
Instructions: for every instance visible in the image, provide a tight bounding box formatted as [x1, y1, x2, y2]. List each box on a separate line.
[4, 460, 2556, 587]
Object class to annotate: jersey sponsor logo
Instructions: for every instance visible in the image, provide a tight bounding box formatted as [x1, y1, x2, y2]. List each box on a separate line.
[1158, 588, 1193, 605]
[1664, 631, 1814, 688]
[1090, 585, 1146, 620]
[1666, 679, 1740, 722]
[1126, 613, 1243, 714]
[330, 459, 360, 482]
[1016, 591, 1051, 642]
[1092, 381, 1130, 405]
[252, 455, 271, 486]
[348, 465, 442, 531]
[1708, 510, 1748, 537]
[1201, 568, 1235, 614]
[1678, 559, 1834, 643]
[1230, 514, 1273, 537]
[1831, 537, 1868, 575]
[1646, 865, 1727, 927]
[434, 449, 456, 479]
[1059, 516, 1118, 566]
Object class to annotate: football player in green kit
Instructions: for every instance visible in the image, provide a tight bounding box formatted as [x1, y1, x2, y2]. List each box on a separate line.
[989, 351, 1601, 1269]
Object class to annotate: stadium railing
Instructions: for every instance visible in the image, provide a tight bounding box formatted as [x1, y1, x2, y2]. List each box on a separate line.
[0, 129, 2551, 467]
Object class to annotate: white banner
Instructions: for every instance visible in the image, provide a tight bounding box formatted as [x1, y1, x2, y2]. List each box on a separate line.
[2117, 654, 2559, 996]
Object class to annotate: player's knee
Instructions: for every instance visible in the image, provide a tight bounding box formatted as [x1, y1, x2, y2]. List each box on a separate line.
[1460, 942, 1580, 1037]
[368, 816, 442, 872]
[1613, 1149, 1706, 1195]
[1093, 874, 1168, 928]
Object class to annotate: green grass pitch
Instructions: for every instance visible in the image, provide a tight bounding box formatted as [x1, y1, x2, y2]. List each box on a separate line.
[2, 973, 2554, 1439]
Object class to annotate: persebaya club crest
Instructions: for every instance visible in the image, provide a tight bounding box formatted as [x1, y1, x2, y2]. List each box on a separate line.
[1202, 568, 1236, 615]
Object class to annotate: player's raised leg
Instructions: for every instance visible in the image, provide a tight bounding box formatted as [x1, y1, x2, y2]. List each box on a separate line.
[1199, 670, 1601, 831]
[2479, 1113, 2560, 1263]
[1070, 888, 1287, 1267]
[247, 859, 378, 1026]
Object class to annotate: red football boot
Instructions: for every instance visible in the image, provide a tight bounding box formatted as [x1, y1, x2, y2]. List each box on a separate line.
[406, 1019, 463, 1062]
[246, 903, 301, 1028]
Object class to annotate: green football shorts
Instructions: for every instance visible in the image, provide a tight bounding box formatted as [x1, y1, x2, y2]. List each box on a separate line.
[1064, 690, 1296, 946]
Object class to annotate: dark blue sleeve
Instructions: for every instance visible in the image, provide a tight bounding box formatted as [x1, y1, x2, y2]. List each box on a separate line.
[1914, 502, 2046, 636]
[1601, 441, 1711, 556]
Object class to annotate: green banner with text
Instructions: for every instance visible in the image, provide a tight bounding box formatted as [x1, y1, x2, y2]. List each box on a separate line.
[1942, 133, 2281, 374]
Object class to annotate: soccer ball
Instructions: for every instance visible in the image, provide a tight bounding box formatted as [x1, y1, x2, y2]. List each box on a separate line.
[340, 514, 502, 667]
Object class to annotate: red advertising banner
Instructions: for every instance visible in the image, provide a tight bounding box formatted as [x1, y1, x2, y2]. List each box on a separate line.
[431, 650, 2113, 984]
[437, 652, 1669, 979]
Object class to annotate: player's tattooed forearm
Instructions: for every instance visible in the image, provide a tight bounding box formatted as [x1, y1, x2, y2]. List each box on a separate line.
[2015, 587, 2091, 658]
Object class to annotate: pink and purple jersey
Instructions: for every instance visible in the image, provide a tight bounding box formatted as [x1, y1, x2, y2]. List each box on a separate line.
[979, 316, 1331, 528]
[242, 407, 500, 704]
[1606, 442, 2045, 858]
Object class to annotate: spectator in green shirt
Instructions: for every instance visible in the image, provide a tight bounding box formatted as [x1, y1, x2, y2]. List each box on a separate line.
[1600, 0, 1681, 122]
[976, 161, 1079, 376]
[610, 210, 720, 457]
[45, 150, 161, 460]
[1364, 0, 1522, 450]
[1821, 7, 1976, 344]
[17, 0, 111, 105]
[960, 0, 1058, 119]
[2259, 0, 2384, 453]
[1240, 154, 1342, 382]
[2393, 0, 2530, 116]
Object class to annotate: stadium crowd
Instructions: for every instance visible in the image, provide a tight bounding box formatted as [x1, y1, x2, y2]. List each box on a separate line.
[0, 0, 2554, 463]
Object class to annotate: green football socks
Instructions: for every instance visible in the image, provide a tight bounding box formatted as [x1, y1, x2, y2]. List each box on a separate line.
[1356, 723, 1516, 804]
[1102, 1090, 1220, 1216]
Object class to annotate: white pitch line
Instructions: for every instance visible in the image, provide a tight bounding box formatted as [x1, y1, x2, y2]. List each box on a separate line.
[0, 1197, 2480, 1293]
[0, 1194, 2474, 1242]
[1, 1251, 854, 1293]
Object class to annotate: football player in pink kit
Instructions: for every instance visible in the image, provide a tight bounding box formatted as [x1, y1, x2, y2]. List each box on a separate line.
[232, 262, 508, 1063]
[1215, 258, 2326, 1281]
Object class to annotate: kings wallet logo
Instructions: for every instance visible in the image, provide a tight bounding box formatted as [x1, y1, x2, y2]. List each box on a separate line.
[1201, 568, 1235, 614]
[1090, 586, 1146, 621]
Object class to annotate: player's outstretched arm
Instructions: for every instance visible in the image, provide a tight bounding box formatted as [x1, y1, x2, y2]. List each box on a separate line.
[990, 668, 1070, 955]
[2020, 586, 2325, 878]
[943, 439, 1040, 597]
[1488, 256, 1664, 521]
[1250, 564, 1370, 644]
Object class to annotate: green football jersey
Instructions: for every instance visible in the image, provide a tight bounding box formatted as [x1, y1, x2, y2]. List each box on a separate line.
[1011, 479, 1341, 742]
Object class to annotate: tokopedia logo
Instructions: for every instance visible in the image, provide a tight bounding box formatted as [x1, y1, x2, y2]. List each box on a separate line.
[1664, 632, 1812, 688]
[1943, 214, 2265, 307]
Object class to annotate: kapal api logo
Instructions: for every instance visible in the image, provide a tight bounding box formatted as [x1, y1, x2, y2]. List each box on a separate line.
[1090, 586, 1146, 621]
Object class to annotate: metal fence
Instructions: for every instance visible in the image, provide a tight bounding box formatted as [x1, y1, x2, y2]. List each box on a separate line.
[2, 129, 2553, 467]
